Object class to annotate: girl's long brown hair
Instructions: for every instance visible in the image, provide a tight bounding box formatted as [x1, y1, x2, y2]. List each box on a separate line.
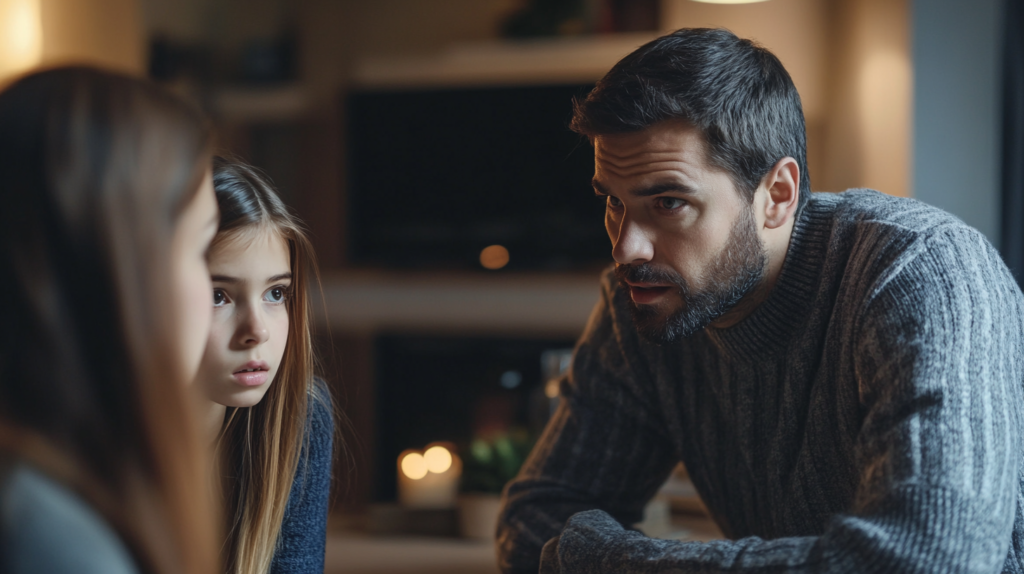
[211, 157, 328, 574]
[0, 67, 219, 574]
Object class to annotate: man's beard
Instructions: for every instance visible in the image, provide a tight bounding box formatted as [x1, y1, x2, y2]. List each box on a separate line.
[615, 206, 768, 344]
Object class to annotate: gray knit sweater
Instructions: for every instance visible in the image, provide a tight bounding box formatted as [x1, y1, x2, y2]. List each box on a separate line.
[497, 190, 1024, 573]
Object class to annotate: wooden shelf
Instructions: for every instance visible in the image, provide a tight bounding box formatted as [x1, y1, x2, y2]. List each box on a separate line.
[316, 270, 604, 337]
[351, 33, 659, 89]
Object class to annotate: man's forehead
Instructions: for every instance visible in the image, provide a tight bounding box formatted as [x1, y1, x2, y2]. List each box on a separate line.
[595, 121, 706, 160]
[593, 121, 710, 181]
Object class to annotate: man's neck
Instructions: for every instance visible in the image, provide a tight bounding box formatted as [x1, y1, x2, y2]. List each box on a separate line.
[710, 214, 797, 329]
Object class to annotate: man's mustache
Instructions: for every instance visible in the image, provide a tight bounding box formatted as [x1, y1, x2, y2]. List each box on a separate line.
[614, 263, 686, 290]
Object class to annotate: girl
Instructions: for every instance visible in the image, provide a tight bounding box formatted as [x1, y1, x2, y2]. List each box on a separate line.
[195, 158, 334, 574]
[0, 67, 219, 574]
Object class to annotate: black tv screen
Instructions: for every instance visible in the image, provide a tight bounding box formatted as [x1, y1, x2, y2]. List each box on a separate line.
[346, 84, 611, 271]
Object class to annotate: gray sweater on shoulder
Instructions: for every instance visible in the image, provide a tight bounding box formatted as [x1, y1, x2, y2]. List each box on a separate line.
[497, 190, 1024, 573]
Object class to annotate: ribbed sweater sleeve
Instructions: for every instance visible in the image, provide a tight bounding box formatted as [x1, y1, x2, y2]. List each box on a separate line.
[269, 379, 334, 574]
[497, 288, 680, 574]
[498, 192, 1024, 574]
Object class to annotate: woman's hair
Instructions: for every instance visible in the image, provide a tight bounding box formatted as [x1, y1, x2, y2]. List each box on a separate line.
[0, 67, 217, 574]
[211, 157, 325, 574]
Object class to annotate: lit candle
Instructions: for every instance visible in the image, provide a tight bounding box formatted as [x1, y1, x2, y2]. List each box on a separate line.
[398, 444, 462, 509]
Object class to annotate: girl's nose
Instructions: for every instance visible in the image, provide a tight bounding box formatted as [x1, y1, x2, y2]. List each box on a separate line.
[238, 310, 269, 347]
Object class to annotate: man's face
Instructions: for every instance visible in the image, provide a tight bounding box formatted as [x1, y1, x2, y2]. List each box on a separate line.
[593, 120, 768, 343]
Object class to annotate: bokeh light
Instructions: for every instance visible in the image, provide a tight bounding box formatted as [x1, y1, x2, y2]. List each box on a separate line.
[423, 445, 453, 474]
[479, 245, 510, 270]
[400, 451, 428, 480]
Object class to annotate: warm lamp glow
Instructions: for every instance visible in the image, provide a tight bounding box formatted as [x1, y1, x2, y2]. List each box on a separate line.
[690, 0, 769, 3]
[545, 378, 560, 399]
[400, 451, 428, 480]
[0, 0, 41, 79]
[423, 446, 453, 473]
[479, 245, 510, 270]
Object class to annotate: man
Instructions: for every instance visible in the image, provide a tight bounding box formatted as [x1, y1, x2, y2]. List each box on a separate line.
[497, 28, 1024, 573]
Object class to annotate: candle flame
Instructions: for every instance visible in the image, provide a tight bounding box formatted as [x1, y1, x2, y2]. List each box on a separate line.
[424, 445, 453, 473]
[400, 451, 428, 480]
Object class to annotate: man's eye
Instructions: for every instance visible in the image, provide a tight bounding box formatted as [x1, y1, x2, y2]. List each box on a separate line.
[658, 197, 686, 210]
[606, 196, 623, 209]
[213, 289, 227, 306]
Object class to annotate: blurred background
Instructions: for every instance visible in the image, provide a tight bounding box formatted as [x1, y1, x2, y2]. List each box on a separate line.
[1, 0, 1020, 572]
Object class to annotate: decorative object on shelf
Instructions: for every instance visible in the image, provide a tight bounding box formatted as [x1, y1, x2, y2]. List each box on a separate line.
[397, 443, 462, 509]
[501, 0, 593, 38]
[460, 429, 532, 496]
[458, 429, 533, 539]
[500, 0, 660, 38]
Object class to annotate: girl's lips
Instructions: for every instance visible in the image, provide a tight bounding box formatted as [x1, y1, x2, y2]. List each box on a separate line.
[232, 361, 270, 387]
[233, 369, 269, 387]
[628, 284, 672, 305]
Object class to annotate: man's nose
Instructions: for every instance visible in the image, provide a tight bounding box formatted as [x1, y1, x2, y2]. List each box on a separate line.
[611, 217, 654, 265]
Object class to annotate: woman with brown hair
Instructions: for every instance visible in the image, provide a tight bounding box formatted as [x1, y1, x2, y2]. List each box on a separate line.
[0, 67, 220, 574]
[195, 157, 334, 574]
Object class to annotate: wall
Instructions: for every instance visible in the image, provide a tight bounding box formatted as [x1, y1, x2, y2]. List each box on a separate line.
[662, 0, 912, 197]
[40, 0, 144, 73]
[0, 0, 143, 83]
[821, 0, 911, 197]
[912, 0, 1003, 245]
[0, 0, 41, 80]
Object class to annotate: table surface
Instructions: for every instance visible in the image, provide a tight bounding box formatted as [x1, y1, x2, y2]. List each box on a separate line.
[325, 514, 724, 574]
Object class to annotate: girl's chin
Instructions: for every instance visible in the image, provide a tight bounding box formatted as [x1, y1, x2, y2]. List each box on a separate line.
[218, 387, 271, 409]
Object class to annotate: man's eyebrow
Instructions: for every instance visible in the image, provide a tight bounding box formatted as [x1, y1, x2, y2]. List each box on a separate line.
[592, 179, 696, 197]
[631, 182, 697, 197]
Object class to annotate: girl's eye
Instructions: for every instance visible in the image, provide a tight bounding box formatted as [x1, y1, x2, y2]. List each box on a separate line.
[265, 287, 289, 303]
[657, 197, 686, 211]
[213, 289, 227, 306]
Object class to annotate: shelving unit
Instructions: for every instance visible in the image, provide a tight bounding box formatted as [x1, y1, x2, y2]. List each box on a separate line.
[352, 33, 660, 89]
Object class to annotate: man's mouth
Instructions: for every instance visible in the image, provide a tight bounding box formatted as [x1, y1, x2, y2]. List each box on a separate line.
[627, 283, 672, 304]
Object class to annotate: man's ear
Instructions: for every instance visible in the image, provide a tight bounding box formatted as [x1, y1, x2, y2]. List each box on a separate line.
[761, 157, 800, 229]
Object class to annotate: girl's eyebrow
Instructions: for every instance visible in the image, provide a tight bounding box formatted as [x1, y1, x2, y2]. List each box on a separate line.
[210, 273, 292, 284]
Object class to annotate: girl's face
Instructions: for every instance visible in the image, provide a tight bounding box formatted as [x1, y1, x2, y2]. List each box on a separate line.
[195, 228, 291, 408]
[170, 172, 219, 380]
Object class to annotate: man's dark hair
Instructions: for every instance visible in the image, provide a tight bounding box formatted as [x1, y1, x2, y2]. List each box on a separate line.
[571, 28, 810, 211]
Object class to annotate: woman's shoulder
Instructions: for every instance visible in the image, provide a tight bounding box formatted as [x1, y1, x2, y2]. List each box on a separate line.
[0, 462, 139, 574]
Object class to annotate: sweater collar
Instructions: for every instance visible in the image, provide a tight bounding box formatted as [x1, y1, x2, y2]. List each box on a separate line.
[703, 193, 837, 359]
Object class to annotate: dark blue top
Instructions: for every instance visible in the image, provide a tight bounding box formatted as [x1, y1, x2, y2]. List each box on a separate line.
[0, 461, 138, 574]
[269, 380, 334, 574]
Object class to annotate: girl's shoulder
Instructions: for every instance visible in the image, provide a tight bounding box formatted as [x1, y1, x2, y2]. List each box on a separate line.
[307, 377, 334, 440]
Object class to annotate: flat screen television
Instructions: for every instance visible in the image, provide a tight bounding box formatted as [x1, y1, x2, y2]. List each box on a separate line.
[346, 83, 611, 271]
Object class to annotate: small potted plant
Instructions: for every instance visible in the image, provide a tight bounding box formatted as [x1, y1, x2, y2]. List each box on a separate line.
[458, 428, 533, 540]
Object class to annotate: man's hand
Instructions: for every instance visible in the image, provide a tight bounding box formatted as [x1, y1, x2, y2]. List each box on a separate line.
[540, 510, 650, 573]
